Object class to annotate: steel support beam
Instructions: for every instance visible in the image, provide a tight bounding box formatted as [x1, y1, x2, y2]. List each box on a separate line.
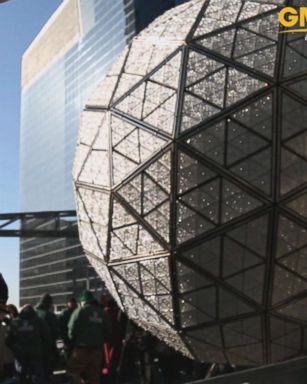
[0, 210, 79, 238]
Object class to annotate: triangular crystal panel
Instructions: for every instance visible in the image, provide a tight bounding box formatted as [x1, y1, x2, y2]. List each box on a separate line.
[188, 326, 223, 348]
[281, 94, 307, 140]
[181, 179, 221, 224]
[187, 68, 227, 109]
[186, 50, 224, 87]
[221, 180, 263, 223]
[186, 121, 225, 165]
[286, 192, 307, 220]
[283, 34, 307, 78]
[193, 1, 242, 38]
[110, 199, 166, 261]
[226, 120, 268, 166]
[241, 12, 279, 42]
[233, 28, 275, 59]
[222, 237, 264, 278]
[150, 51, 182, 89]
[181, 237, 221, 277]
[284, 130, 307, 160]
[177, 202, 215, 244]
[227, 214, 269, 257]
[143, 174, 169, 214]
[226, 67, 267, 107]
[272, 265, 307, 305]
[278, 247, 307, 281]
[181, 92, 220, 132]
[218, 288, 256, 319]
[230, 147, 272, 195]
[276, 215, 307, 259]
[177, 150, 218, 194]
[231, 93, 273, 140]
[238, 2, 277, 22]
[117, 175, 142, 214]
[288, 77, 307, 100]
[111, 117, 168, 185]
[276, 295, 307, 322]
[225, 264, 265, 304]
[280, 148, 307, 195]
[146, 151, 171, 193]
[78, 149, 110, 187]
[236, 44, 277, 77]
[196, 29, 236, 58]
[145, 201, 170, 241]
[223, 316, 262, 348]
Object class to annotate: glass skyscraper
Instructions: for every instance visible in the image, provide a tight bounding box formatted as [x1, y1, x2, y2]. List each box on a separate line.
[19, 0, 182, 308]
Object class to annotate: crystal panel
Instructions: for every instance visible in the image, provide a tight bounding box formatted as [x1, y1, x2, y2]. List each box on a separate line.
[221, 180, 263, 223]
[181, 237, 221, 277]
[223, 317, 262, 348]
[111, 115, 168, 185]
[226, 343, 264, 365]
[272, 265, 307, 306]
[186, 121, 225, 165]
[232, 94, 273, 140]
[281, 94, 307, 140]
[283, 33, 307, 78]
[281, 148, 307, 196]
[193, 0, 242, 37]
[287, 193, 307, 220]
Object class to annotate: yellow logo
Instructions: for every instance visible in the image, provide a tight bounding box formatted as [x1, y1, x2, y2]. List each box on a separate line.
[279, 7, 307, 33]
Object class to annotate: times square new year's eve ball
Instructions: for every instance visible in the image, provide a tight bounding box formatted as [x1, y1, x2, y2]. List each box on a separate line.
[73, 0, 307, 365]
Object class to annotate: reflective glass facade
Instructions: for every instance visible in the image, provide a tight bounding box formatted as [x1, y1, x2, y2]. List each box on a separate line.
[20, 217, 101, 309]
[20, 0, 136, 211]
[19, 0, 181, 306]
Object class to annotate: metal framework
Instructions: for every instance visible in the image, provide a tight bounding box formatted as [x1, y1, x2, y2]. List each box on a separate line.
[0, 211, 78, 238]
[73, 0, 307, 366]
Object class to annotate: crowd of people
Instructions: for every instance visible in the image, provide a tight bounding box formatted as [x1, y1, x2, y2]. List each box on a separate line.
[0, 274, 125, 384]
[0, 274, 232, 384]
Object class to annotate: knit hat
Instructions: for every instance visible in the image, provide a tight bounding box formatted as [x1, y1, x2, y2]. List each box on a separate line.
[80, 290, 94, 302]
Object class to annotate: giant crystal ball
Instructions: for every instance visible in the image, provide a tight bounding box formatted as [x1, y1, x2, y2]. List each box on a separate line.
[73, 0, 307, 365]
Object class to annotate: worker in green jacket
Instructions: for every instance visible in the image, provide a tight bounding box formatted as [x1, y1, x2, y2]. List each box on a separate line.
[58, 297, 77, 359]
[35, 293, 59, 378]
[6, 305, 51, 384]
[67, 290, 112, 384]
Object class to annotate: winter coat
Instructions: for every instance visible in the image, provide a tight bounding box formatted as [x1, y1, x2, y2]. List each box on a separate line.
[59, 307, 75, 346]
[6, 307, 51, 361]
[35, 303, 59, 343]
[0, 323, 13, 372]
[68, 303, 111, 349]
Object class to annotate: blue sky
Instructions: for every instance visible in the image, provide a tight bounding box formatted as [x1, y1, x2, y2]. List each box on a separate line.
[0, 0, 61, 305]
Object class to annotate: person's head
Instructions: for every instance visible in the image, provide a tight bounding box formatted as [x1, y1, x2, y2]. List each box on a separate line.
[6, 304, 18, 318]
[67, 297, 77, 310]
[38, 293, 53, 311]
[99, 293, 111, 308]
[79, 290, 94, 306]
[20, 304, 35, 318]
